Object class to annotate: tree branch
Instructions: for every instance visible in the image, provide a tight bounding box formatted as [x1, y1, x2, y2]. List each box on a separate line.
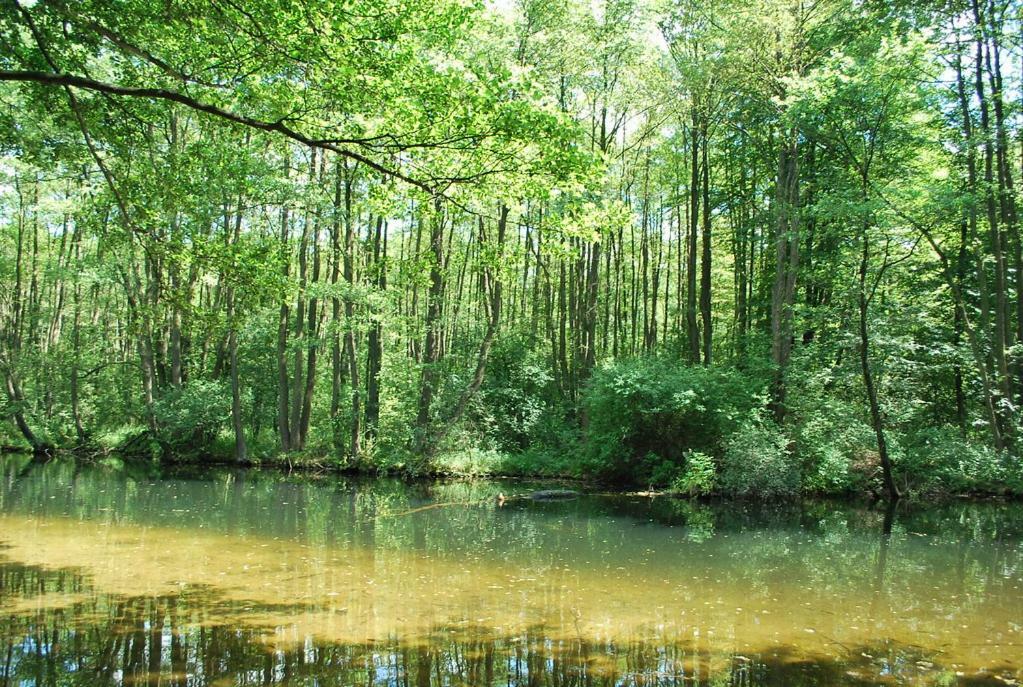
[0, 69, 443, 195]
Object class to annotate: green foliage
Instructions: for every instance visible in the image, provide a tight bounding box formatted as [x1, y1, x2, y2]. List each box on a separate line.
[431, 446, 508, 477]
[720, 413, 799, 498]
[899, 426, 1020, 496]
[476, 337, 557, 452]
[581, 357, 766, 485]
[669, 450, 717, 497]
[151, 381, 231, 451]
[787, 363, 878, 495]
[794, 406, 877, 495]
[0, 0, 1018, 500]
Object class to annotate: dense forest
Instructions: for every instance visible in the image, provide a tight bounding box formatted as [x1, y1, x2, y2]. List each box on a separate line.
[1, 0, 1021, 498]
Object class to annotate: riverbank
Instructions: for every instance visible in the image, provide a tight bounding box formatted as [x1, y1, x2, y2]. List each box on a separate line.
[6, 352, 1022, 501]
[9, 441, 1023, 503]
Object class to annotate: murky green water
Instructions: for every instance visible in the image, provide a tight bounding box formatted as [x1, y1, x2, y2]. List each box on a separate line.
[0, 454, 1021, 686]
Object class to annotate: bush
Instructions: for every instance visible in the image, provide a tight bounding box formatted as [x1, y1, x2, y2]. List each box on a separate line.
[719, 414, 799, 498]
[151, 379, 231, 451]
[432, 446, 507, 477]
[476, 336, 557, 452]
[785, 359, 880, 495]
[899, 426, 1015, 495]
[670, 450, 717, 496]
[581, 356, 766, 484]
[794, 403, 878, 494]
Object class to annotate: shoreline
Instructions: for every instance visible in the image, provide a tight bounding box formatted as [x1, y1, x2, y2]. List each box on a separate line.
[7, 446, 1022, 503]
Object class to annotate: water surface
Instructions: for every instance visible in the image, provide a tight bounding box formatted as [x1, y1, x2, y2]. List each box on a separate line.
[0, 454, 1021, 685]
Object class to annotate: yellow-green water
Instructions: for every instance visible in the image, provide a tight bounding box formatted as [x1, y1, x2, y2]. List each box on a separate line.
[0, 454, 1021, 685]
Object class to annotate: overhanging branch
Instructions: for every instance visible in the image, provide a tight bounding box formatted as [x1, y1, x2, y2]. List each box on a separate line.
[0, 68, 441, 195]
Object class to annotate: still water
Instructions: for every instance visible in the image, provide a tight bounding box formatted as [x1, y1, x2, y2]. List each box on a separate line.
[0, 454, 1020, 686]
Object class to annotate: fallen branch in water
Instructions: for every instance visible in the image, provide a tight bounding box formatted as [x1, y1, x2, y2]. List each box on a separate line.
[380, 489, 583, 518]
[380, 501, 481, 518]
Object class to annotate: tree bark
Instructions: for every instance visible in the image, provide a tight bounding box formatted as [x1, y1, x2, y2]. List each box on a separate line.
[276, 160, 292, 452]
[365, 215, 385, 438]
[700, 120, 712, 364]
[858, 211, 899, 501]
[414, 198, 446, 455]
[687, 120, 701, 363]
[343, 176, 362, 462]
[770, 133, 800, 421]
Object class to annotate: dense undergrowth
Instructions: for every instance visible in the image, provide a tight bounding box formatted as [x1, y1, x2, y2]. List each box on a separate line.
[7, 351, 1018, 500]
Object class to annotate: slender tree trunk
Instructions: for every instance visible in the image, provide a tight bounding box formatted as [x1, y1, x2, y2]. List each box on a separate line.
[70, 254, 86, 444]
[227, 289, 246, 462]
[858, 206, 899, 501]
[434, 206, 509, 443]
[954, 219, 968, 431]
[414, 199, 445, 455]
[735, 165, 750, 362]
[770, 133, 800, 421]
[365, 216, 385, 438]
[954, 41, 1003, 449]
[289, 165, 312, 448]
[972, 1, 1012, 441]
[583, 234, 600, 376]
[687, 121, 701, 363]
[641, 164, 651, 351]
[330, 159, 345, 450]
[700, 121, 713, 364]
[0, 182, 50, 452]
[343, 180, 362, 461]
[299, 169, 324, 448]
[276, 164, 292, 452]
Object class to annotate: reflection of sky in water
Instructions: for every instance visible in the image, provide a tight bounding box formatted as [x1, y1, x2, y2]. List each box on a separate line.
[0, 454, 1021, 685]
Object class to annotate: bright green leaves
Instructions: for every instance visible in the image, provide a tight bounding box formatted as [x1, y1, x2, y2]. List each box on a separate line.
[2, 0, 585, 197]
[556, 197, 631, 243]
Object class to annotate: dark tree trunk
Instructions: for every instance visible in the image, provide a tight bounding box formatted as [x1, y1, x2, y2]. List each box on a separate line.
[770, 133, 800, 421]
[365, 215, 385, 438]
[414, 199, 446, 455]
[687, 120, 701, 363]
[700, 121, 712, 364]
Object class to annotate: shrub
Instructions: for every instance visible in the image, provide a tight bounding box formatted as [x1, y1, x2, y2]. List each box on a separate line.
[581, 356, 766, 484]
[794, 404, 877, 494]
[899, 426, 1013, 495]
[785, 358, 880, 495]
[670, 450, 717, 496]
[432, 446, 507, 477]
[719, 414, 799, 498]
[151, 379, 230, 451]
[477, 336, 557, 451]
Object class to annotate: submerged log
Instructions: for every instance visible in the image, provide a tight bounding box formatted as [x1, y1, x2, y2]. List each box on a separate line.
[528, 489, 580, 501]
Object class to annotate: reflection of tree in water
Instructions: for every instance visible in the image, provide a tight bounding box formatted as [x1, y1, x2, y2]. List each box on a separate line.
[0, 563, 1013, 687]
[5, 455, 1023, 552]
[2, 458, 1022, 686]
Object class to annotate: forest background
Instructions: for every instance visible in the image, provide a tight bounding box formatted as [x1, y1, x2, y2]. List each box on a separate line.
[1, 0, 1022, 500]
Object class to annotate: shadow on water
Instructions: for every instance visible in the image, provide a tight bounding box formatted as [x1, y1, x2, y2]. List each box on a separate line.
[0, 561, 1015, 687]
[2, 456, 1023, 686]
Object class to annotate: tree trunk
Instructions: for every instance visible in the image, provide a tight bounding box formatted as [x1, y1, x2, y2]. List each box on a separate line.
[687, 121, 701, 363]
[858, 210, 899, 501]
[770, 133, 800, 421]
[330, 159, 345, 450]
[414, 198, 445, 455]
[276, 166, 292, 452]
[700, 120, 712, 364]
[434, 206, 509, 444]
[365, 215, 385, 438]
[227, 198, 247, 463]
[343, 179, 362, 462]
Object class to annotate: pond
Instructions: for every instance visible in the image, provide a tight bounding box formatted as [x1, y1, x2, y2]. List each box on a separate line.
[0, 454, 1020, 686]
